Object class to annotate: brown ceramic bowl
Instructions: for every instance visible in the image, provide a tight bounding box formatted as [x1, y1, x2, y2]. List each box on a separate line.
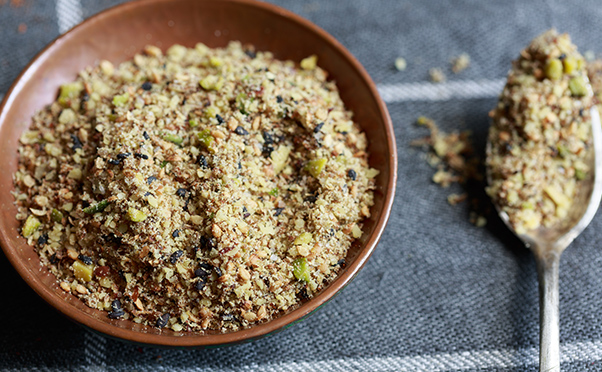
[0, 0, 396, 347]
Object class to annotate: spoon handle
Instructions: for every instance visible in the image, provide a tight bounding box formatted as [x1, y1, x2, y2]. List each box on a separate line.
[536, 251, 561, 372]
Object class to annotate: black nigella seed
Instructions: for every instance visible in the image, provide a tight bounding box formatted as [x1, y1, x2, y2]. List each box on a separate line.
[238, 160, 242, 170]
[108, 309, 125, 319]
[176, 188, 188, 198]
[262, 131, 274, 144]
[147, 176, 157, 185]
[71, 134, 83, 150]
[276, 95, 283, 103]
[313, 122, 324, 133]
[199, 262, 213, 273]
[111, 299, 122, 311]
[245, 49, 256, 59]
[194, 268, 208, 279]
[198, 155, 209, 168]
[108, 159, 121, 165]
[243, 213, 250, 219]
[347, 169, 357, 181]
[559, 53, 567, 60]
[337, 258, 346, 268]
[200, 236, 216, 251]
[579, 108, 585, 117]
[213, 266, 222, 277]
[82, 93, 90, 102]
[195, 278, 206, 291]
[102, 233, 122, 245]
[172, 229, 181, 238]
[37, 233, 48, 246]
[49, 253, 58, 264]
[298, 288, 310, 300]
[156, 313, 170, 328]
[194, 263, 213, 281]
[82, 200, 90, 208]
[195, 264, 212, 277]
[216, 114, 225, 125]
[262, 144, 274, 156]
[273, 207, 284, 217]
[117, 152, 131, 159]
[234, 126, 249, 136]
[78, 254, 93, 265]
[170, 250, 183, 263]
[142, 81, 152, 91]
[143, 131, 150, 140]
[134, 153, 149, 160]
[304, 194, 318, 203]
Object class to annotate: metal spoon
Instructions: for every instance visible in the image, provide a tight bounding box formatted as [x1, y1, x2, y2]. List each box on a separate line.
[486, 103, 602, 371]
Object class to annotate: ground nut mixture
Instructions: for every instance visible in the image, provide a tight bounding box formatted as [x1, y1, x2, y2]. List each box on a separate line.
[486, 30, 593, 235]
[13, 42, 378, 332]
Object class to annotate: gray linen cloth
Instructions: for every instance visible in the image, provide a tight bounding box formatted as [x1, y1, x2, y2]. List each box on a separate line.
[3, 0, 602, 371]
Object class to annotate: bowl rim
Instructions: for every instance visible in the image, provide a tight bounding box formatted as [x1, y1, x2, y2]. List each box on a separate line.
[0, 0, 397, 347]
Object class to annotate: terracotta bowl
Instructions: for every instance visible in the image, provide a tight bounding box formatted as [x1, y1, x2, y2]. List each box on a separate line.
[0, 0, 396, 347]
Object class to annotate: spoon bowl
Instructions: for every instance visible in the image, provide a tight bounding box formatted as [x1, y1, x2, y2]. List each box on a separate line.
[487, 105, 602, 372]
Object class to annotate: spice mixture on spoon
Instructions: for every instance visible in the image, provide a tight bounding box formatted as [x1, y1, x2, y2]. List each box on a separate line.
[487, 30, 593, 235]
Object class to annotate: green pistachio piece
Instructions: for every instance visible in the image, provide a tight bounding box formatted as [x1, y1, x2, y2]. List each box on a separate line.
[51, 208, 64, 223]
[292, 257, 311, 282]
[300, 55, 318, 71]
[545, 59, 563, 80]
[569, 76, 588, 96]
[306, 158, 327, 177]
[127, 207, 147, 222]
[197, 129, 215, 152]
[163, 133, 183, 145]
[22, 215, 41, 238]
[83, 200, 109, 214]
[294, 232, 313, 245]
[58, 82, 83, 107]
[112, 93, 130, 107]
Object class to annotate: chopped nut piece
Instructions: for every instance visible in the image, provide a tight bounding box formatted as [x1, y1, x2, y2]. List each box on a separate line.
[22, 215, 40, 238]
[60, 282, 71, 293]
[73, 261, 94, 282]
[394, 57, 407, 71]
[300, 55, 318, 70]
[429, 68, 446, 83]
[451, 53, 470, 73]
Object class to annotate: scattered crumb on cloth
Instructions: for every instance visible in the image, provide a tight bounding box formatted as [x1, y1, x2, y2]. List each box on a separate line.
[429, 68, 446, 83]
[411, 115, 488, 227]
[394, 57, 407, 71]
[451, 53, 470, 74]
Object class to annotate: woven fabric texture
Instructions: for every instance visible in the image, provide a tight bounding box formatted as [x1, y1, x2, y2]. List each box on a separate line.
[3, 0, 602, 371]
